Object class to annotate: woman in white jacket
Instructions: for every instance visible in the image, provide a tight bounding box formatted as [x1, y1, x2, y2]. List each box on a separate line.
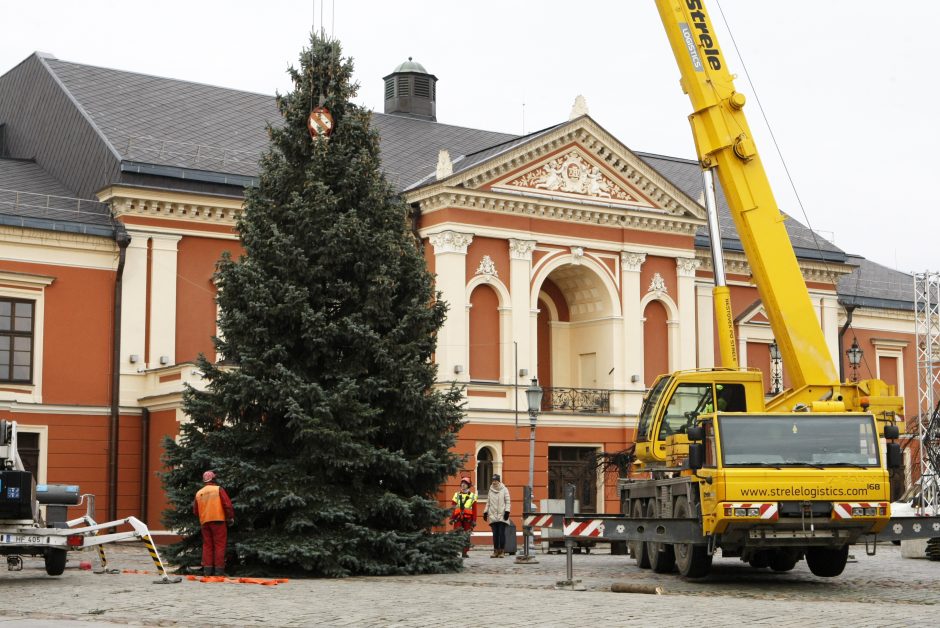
[483, 474, 511, 558]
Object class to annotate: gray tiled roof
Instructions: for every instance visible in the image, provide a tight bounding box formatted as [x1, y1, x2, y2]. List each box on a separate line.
[43, 57, 520, 194]
[838, 254, 914, 310]
[370, 114, 517, 192]
[44, 58, 277, 178]
[0, 158, 113, 234]
[637, 152, 846, 262]
[6, 54, 894, 301]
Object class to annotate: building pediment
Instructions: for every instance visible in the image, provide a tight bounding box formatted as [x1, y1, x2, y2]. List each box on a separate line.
[406, 116, 706, 227]
[489, 145, 656, 209]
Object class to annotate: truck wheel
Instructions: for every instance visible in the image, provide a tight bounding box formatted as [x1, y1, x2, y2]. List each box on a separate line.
[646, 501, 675, 573]
[44, 549, 67, 576]
[805, 546, 848, 577]
[769, 548, 800, 572]
[631, 500, 651, 569]
[748, 551, 770, 569]
[673, 496, 710, 578]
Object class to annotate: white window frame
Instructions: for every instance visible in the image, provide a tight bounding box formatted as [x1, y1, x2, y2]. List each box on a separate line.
[0, 271, 54, 403]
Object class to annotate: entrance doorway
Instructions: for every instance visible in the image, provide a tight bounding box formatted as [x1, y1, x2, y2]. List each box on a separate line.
[548, 446, 599, 513]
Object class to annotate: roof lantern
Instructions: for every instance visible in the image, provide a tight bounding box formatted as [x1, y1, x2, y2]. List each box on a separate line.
[383, 57, 437, 121]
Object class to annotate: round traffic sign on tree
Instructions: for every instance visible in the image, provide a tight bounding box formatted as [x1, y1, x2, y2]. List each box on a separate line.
[307, 106, 334, 140]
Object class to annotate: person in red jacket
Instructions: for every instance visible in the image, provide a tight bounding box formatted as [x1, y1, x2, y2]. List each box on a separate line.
[193, 470, 235, 576]
[450, 477, 477, 558]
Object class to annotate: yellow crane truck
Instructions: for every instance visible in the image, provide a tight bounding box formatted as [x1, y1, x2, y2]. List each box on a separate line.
[615, 0, 908, 578]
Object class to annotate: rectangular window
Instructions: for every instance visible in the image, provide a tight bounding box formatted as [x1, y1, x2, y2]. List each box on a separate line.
[0, 299, 34, 383]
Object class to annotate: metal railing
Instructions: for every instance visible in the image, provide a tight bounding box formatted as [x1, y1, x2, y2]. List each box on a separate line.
[122, 135, 259, 174]
[0, 188, 112, 224]
[542, 387, 611, 413]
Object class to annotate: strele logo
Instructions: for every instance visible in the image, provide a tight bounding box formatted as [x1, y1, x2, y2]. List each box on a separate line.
[682, 0, 722, 71]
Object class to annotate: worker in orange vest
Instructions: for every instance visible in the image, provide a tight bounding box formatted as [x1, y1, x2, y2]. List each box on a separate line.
[193, 470, 235, 576]
[450, 476, 477, 558]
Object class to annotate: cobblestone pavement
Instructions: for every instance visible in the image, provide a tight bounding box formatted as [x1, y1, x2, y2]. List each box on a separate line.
[0, 542, 937, 626]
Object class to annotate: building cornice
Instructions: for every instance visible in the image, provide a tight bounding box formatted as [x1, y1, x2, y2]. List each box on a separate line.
[98, 185, 242, 228]
[696, 250, 853, 286]
[412, 188, 702, 237]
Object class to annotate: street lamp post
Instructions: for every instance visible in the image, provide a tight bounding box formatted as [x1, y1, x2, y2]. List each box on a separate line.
[846, 338, 863, 382]
[768, 340, 783, 394]
[516, 377, 542, 564]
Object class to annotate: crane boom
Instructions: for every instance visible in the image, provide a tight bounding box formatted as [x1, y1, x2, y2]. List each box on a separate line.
[654, 0, 838, 389]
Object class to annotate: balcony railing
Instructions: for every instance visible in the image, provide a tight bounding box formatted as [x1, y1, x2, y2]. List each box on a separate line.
[543, 387, 611, 414]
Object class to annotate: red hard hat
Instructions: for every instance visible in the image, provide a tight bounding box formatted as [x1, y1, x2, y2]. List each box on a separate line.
[460, 476, 472, 486]
[202, 470, 216, 483]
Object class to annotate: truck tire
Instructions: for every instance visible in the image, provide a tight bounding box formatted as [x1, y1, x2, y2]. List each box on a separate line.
[646, 501, 675, 574]
[748, 551, 770, 569]
[44, 549, 67, 576]
[631, 500, 651, 569]
[805, 546, 848, 577]
[673, 496, 710, 578]
[769, 548, 800, 572]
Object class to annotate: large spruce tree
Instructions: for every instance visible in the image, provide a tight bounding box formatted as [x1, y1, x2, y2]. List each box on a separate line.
[161, 33, 466, 577]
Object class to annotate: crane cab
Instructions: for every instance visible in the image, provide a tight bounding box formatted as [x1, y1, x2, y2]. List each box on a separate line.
[634, 369, 767, 467]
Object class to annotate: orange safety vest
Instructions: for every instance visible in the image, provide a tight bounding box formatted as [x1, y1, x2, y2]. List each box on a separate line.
[195, 484, 225, 524]
[452, 490, 477, 519]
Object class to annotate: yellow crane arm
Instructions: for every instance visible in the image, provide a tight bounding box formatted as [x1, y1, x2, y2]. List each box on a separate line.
[654, 0, 839, 389]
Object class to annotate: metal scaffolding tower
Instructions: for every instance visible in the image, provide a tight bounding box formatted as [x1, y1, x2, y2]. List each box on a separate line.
[914, 271, 940, 514]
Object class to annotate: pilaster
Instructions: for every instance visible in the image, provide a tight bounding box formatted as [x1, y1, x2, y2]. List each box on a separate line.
[429, 230, 473, 381]
[696, 284, 715, 368]
[676, 257, 699, 370]
[121, 231, 149, 375]
[509, 239, 536, 388]
[149, 234, 182, 368]
[621, 251, 647, 389]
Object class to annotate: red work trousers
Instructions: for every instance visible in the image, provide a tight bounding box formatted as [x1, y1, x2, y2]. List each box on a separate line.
[201, 521, 227, 568]
[453, 519, 474, 553]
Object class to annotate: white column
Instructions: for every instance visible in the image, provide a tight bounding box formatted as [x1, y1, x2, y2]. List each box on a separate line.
[696, 283, 715, 368]
[121, 231, 149, 374]
[819, 295, 841, 367]
[508, 239, 536, 384]
[148, 234, 182, 367]
[621, 251, 646, 390]
[676, 257, 700, 370]
[667, 319, 681, 372]
[429, 231, 473, 381]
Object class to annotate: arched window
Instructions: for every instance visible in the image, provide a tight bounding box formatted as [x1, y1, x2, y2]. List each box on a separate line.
[469, 285, 500, 381]
[476, 447, 494, 492]
[643, 300, 669, 387]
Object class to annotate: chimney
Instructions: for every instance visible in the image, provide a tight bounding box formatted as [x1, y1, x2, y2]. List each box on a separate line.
[383, 57, 438, 121]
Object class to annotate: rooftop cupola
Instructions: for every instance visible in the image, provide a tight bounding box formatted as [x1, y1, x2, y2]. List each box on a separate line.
[383, 57, 437, 121]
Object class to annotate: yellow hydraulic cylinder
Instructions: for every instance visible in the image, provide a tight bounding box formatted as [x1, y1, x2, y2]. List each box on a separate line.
[714, 285, 738, 368]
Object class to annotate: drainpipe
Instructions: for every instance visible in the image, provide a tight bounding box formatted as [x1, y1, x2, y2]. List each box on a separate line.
[140, 406, 150, 523]
[109, 225, 131, 521]
[837, 301, 857, 384]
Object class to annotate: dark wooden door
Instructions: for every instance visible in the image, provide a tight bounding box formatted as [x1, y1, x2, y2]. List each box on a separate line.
[548, 446, 598, 513]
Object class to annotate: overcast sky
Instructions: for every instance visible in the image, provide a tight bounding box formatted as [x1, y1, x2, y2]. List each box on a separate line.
[3, 1, 937, 274]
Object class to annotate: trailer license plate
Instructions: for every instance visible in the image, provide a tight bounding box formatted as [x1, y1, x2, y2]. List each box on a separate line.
[2, 534, 44, 544]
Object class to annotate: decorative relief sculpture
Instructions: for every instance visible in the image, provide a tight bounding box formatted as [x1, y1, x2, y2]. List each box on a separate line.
[571, 246, 584, 264]
[428, 230, 473, 255]
[505, 150, 638, 203]
[475, 255, 498, 279]
[508, 239, 536, 261]
[648, 272, 667, 294]
[676, 257, 700, 277]
[621, 251, 647, 273]
[436, 149, 453, 180]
